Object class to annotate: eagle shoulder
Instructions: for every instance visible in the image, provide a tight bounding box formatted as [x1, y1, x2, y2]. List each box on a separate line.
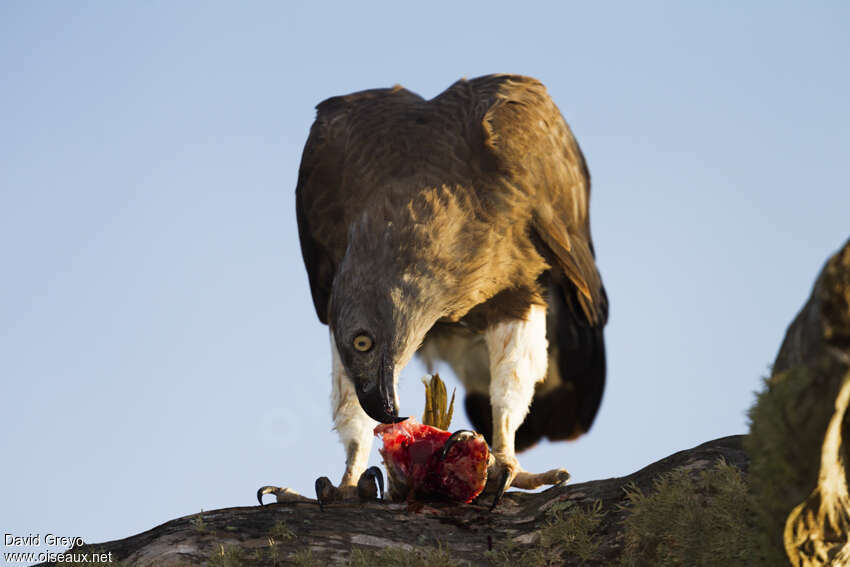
[295, 86, 425, 323]
[460, 75, 606, 324]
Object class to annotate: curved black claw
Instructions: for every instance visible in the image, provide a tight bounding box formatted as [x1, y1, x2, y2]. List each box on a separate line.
[315, 476, 337, 512]
[257, 485, 280, 506]
[357, 466, 385, 501]
[439, 430, 478, 461]
[490, 469, 510, 512]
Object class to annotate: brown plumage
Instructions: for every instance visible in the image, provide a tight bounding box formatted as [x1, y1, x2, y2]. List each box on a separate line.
[296, 74, 607, 460]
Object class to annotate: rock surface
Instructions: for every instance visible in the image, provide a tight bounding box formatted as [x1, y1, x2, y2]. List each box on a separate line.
[37, 436, 748, 566]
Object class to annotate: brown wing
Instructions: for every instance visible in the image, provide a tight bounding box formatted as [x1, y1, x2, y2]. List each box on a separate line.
[471, 75, 606, 325]
[461, 75, 609, 444]
[295, 87, 425, 323]
[294, 118, 336, 324]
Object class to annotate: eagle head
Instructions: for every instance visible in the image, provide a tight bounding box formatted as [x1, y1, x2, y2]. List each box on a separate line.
[328, 218, 443, 424]
[329, 297, 403, 424]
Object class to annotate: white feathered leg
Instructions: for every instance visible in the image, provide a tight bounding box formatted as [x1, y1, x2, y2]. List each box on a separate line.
[330, 331, 376, 494]
[257, 332, 379, 507]
[485, 304, 570, 497]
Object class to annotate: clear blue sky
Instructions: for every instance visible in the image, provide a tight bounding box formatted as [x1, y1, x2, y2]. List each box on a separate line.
[2, 1, 848, 561]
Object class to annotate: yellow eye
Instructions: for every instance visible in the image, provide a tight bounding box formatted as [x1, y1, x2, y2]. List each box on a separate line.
[353, 334, 373, 352]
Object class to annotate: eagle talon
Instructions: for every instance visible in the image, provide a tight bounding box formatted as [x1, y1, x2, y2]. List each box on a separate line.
[357, 466, 385, 501]
[315, 476, 339, 512]
[490, 468, 511, 511]
[257, 485, 279, 506]
[439, 430, 478, 461]
[256, 485, 309, 505]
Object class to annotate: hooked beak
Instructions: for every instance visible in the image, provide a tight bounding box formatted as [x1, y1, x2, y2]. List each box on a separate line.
[354, 352, 406, 424]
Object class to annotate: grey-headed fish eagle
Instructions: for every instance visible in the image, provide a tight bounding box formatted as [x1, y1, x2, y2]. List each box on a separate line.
[291, 74, 607, 507]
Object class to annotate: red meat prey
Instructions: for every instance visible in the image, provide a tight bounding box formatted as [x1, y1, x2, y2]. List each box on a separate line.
[375, 418, 489, 503]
